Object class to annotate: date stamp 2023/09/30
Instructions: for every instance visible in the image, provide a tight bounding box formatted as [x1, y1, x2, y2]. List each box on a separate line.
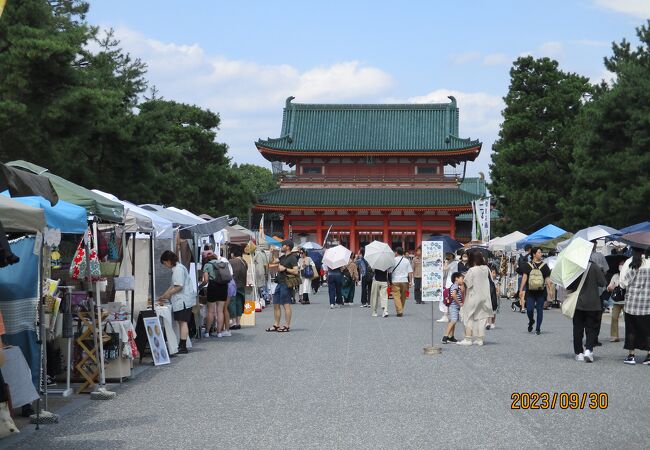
[511, 392, 608, 410]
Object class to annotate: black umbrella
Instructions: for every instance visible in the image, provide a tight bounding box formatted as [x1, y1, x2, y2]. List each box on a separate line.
[465, 246, 496, 260]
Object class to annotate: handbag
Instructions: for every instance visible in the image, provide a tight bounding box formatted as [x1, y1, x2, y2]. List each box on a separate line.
[69, 231, 101, 281]
[611, 286, 626, 303]
[561, 264, 590, 319]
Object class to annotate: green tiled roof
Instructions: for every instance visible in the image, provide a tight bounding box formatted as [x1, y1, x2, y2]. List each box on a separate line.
[456, 209, 500, 221]
[459, 177, 487, 196]
[256, 96, 481, 153]
[257, 188, 480, 208]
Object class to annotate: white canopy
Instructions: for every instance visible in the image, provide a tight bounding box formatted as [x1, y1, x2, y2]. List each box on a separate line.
[93, 191, 174, 239]
[140, 204, 204, 227]
[488, 231, 528, 252]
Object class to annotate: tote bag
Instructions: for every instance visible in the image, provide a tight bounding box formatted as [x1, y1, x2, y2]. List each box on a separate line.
[561, 264, 590, 319]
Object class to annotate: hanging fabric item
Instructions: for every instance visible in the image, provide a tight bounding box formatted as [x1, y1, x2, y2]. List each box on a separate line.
[69, 231, 101, 281]
[107, 230, 120, 261]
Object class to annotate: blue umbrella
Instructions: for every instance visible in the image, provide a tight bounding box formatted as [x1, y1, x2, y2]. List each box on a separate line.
[426, 235, 463, 254]
[306, 249, 324, 272]
[608, 220, 650, 240]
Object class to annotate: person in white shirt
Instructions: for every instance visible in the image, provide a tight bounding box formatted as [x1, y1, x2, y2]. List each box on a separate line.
[158, 250, 196, 354]
[389, 247, 413, 317]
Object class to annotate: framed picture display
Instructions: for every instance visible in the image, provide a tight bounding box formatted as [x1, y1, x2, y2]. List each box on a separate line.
[144, 316, 170, 366]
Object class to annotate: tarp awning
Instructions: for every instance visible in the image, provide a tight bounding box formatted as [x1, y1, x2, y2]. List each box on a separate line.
[181, 215, 229, 237]
[516, 224, 567, 249]
[7, 160, 124, 223]
[1, 164, 59, 206]
[0, 196, 46, 233]
[488, 231, 528, 252]
[2, 193, 86, 234]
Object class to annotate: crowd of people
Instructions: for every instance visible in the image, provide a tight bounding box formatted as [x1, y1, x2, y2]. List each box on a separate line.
[154, 237, 650, 366]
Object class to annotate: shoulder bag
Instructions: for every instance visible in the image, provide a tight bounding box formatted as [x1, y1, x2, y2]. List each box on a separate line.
[561, 263, 590, 319]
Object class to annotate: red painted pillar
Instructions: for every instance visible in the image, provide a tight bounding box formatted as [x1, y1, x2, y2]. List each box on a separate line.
[315, 211, 324, 245]
[450, 215, 456, 239]
[381, 211, 390, 244]
[282, 213, 289, 239]
[347, 211, 357, 252]
[416, 211, 424, 247]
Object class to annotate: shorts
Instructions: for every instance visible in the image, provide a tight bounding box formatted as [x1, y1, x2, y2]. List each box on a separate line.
[173, 307, 193, 323]
[207, 280, 228, 302]
[273, 283, 293, 305]
[229, 290, 245, 317]
[448, 303, 461, 322]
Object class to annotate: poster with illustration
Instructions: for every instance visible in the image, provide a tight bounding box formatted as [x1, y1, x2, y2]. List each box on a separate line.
[421, 241, 444, 302]
[144, 316, 170, 366]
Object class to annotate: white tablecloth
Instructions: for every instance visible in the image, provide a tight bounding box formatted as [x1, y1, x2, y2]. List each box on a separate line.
[1, 347, 39, 408]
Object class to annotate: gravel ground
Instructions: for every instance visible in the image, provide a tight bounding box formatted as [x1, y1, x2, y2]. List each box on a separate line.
[5, 290, 649, 449]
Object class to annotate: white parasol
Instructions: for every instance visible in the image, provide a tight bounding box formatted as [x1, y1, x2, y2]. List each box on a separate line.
[323, 245, 352, 270]
[364, 240, 394, 271]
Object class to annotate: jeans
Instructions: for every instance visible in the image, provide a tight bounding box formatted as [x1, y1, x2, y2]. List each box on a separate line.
[327, 271, 343, 305]
[360, 277, 372, 305]
[573, 309, 600, 354]
[414, 277, 422, 303]
[526, 291, 545, 331]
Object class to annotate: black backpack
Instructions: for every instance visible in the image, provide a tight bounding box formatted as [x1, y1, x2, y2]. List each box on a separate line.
[488, 275, 498, 311]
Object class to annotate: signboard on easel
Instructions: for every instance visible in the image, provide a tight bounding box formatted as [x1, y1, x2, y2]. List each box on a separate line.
[421, 241, 444, 302]
[144, 316, 170, 366]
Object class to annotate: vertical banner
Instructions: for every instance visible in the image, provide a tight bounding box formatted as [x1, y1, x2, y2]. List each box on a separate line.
[421, 240, 444, 302]
[471, 199, 491, 243]
[471, 200, 479, 242]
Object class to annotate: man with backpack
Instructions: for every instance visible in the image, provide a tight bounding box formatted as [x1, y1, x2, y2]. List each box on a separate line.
[518, 247, 552, 335]
[356, 248, 374, 308]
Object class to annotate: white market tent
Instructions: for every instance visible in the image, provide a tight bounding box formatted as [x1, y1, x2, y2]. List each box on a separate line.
[488, 231, 528, 252]
[140, 204, 204, 227]
[93, 191, 174, 239]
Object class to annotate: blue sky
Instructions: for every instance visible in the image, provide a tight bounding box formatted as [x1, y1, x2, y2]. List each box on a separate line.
[87, 0, 648, 178]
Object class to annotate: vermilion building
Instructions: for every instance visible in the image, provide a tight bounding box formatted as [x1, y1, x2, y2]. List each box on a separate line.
[254, 96, 483, 252]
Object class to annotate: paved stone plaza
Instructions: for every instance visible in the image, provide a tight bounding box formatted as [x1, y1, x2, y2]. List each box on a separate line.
[8, 292, 649, 449]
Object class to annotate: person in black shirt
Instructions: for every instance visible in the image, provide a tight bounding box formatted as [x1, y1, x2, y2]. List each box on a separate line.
[516, 244, 533, 312]
[519, 247, 552, 334]
[266, 240, 298, 333]
[370, 269, 389, 317]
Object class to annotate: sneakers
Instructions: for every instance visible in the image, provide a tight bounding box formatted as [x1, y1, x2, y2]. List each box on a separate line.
[643, 355, 650, 365]
[371, 312, 378, 317]
[535, 330, 541, 335]
[609, 337, 620, 342]
[624, 355, 636, 365]
[210, 332, 221, 337]
[447, 336, 458, 343]
[576, 353, 585, 362]
[441, 336, 449, 344]
[382, 309, 388, 318]
[202, 332, 210, 338]
[360, 305, 366, 308]
[330, 304, 335, 309]
[177, 346, 188, 354]
[396, 313, 403, 317]
[221, 331, 232, 337]
[528, 320, 534, 333]
[473, 339, 484, 346]
[584, 349, 594, 363]
[436, 316, 449, 323]
[457, 338, 472, 346]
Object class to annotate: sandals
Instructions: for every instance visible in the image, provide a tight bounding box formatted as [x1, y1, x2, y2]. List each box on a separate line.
[265, 325, 280, 332]
[277, 326, 290, 333]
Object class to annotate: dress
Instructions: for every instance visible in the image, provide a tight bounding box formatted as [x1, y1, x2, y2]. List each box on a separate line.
[461, 265, 494, 338]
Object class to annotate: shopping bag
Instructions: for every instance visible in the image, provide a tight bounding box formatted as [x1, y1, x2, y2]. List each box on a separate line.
[69, 231, 101, 281]
[561, 264, 590, 319]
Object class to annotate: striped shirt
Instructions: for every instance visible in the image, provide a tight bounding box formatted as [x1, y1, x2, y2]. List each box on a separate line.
[621, 257, 650, 316]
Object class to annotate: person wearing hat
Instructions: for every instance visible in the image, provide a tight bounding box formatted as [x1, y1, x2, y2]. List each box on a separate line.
[266, 240, 298, 332]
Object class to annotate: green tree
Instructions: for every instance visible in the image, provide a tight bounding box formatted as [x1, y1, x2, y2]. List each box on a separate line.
[488, 56, 592, 233]
[562, 22, 650, 229]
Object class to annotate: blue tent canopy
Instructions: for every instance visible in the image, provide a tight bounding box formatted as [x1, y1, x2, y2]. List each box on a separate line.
[265, 235, 281, 246]
[426, 235, 463, 254]
[516, 224, 567, 249]
[2, 192, 87, 233]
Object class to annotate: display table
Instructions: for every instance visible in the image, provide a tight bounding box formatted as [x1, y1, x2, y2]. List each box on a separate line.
[1, 346, 40, 408]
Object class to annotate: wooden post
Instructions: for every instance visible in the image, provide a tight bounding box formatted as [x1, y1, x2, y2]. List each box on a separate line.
[381, 210, 390, 244]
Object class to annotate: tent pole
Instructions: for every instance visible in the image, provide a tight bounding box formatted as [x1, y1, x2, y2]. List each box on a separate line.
[131, 233, 136, 321]
[150, 233, 156, 311]
[92, 222, 107, 388]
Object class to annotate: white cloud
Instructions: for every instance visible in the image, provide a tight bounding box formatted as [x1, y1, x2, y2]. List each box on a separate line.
[573, 39, 609, 47]
[590, 68, 617, 85]
[483, 53, 509, 65]
[450, 52, 482, 65]
[538, 41, 565, 58]
[108, 26, 393, 165]
[595, 0, 650, 18]
[451, 51, 509, 66]
[408, 89, 505, 180]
